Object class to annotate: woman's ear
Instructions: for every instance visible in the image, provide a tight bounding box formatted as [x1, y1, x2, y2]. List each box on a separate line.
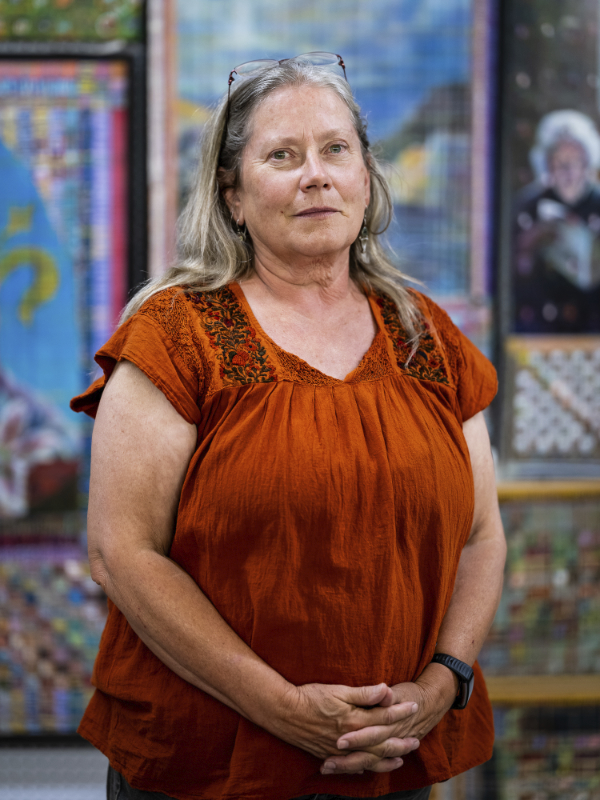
[217, 168, 243, 224]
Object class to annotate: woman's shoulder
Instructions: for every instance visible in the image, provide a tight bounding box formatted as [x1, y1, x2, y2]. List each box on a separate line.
[409, 290, 463, 348]
[133, 286, 193, 329]
[408, 290, 498, 420]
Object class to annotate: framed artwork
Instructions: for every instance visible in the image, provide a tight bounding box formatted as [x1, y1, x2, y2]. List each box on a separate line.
[0, 0, 143, 42]
[497, 0, 600, 337]
[480, 496, 600, 677]
[0, 54, 143, 736]
[500, 336, 600, 477]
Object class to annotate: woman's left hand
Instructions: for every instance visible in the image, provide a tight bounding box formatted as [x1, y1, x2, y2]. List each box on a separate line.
[320, 663, 457, 775]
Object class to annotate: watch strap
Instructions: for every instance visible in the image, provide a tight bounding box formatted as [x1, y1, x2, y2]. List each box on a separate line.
[431, 653, 474, 710]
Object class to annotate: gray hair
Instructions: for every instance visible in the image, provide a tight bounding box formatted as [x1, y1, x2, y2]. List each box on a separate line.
[530, 109, 600, 182]
[121, 60, 421, 340]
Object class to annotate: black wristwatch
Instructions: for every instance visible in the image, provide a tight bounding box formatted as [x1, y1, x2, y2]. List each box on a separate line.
[431, 653, 474, 710]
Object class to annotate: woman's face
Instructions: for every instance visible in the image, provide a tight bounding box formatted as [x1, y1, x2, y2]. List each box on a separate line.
[225, 84, 370, 267]
[548, 140, 590, 205]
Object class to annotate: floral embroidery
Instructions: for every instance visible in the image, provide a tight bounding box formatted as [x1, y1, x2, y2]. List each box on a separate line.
[137, 288, 209, 399]
[186, 287, 277, 387]
[376, 292, 450, 386]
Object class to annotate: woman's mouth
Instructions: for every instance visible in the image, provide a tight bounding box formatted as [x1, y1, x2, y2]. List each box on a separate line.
[295, 207, 339, 218]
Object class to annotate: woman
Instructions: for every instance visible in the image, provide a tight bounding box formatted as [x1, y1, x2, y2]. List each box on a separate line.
[72, 54, 506, 800]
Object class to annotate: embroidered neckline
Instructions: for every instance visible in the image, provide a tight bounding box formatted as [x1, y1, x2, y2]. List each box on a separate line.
[230, 282, 394, 385]
[182, 283, 451, 390]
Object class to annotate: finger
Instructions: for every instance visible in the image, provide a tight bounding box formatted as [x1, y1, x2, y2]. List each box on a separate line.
[347, 701, 418, 734]
[322, 753, 404, 775]
[368, 757, 405, 774]
[342, 683, 390, 708]
[377, 686, 395, 707]
[343, 737, 420, 760]
[365, 738, 420, 759]
[338, 719, 419, 751]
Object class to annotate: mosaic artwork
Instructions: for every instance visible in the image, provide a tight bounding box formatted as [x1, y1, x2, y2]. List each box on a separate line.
[493, 706, 600, 800]
[500, 336, 600, 473]
[0, 545, 106, 734]
[0, 60, 129, 734]
[0, 0, 143, 41]
[480, 497, 600, 677]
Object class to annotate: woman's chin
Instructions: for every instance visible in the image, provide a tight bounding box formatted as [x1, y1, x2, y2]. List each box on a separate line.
[260, 237, 355, 264]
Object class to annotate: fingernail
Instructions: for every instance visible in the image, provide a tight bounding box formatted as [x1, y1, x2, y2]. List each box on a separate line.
[410, 739, 420, 750]
[338, 740, 349, 750]
[411, 703, 418, 713]
[322, 762, 335, 774]
[395, 758, 403, 766]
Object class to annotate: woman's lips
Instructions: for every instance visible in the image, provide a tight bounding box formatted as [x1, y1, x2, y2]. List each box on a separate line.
[295, 207, 339, 217]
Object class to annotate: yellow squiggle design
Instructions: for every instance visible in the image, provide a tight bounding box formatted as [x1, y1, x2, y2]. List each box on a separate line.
[0, 247, 59, 324]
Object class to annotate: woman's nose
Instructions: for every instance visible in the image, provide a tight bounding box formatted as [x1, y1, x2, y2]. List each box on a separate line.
[299, 152, 331, 191]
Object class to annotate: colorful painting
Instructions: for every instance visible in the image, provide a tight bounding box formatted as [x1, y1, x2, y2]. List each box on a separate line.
[0, 0, 143, 41]
[0, 60, 128, 735]
[176, 0, 484, 316]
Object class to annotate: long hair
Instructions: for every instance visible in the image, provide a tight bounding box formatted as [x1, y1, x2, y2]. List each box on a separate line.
[121, 60, 421, 340]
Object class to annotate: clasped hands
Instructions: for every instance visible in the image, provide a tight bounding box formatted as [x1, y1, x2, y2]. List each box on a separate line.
[273, 667, 458, 776]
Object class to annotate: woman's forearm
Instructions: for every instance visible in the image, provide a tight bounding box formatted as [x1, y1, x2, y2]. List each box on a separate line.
[92, 545, 291, 731]
[433, 522, 506, 667]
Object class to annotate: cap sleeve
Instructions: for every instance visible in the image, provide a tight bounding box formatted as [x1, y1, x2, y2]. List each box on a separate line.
[419, 294, 498, 422]
[70, 288, 203, 425]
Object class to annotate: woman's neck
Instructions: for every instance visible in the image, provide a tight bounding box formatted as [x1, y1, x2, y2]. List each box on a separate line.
[243, 250, 361, 317]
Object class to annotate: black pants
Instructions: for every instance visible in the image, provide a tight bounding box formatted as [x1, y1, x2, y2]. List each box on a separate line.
[107, 765, 433, 800]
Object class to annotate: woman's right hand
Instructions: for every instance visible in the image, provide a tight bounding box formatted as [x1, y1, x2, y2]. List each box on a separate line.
[269, 682, 420, 770]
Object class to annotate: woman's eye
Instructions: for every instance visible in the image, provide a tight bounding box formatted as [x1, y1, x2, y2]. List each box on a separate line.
[329, 144, 344, 154]
[271, 150, 288, 160]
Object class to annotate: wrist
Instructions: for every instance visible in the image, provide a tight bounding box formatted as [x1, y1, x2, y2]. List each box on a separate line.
[233, 663, 296, 734]
[417, 663, 459, 707]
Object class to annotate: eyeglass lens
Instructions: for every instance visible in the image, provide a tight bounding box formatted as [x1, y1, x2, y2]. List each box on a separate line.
[232, 52, 345, 80]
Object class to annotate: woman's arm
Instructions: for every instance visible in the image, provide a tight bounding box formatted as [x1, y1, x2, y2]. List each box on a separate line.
[324, 411, 507, 773]
[88, 360, 419, 766]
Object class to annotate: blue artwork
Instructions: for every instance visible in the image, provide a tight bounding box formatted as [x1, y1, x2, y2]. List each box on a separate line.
[0, 140, 80, 519]
[0, 139, 80, 417]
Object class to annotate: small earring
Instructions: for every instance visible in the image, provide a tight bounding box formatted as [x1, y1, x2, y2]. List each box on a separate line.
[235, 218, 247, 242]
[359, 211, 369, 255]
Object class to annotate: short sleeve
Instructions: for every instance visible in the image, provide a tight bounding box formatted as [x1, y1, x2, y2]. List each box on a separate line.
[419, 294, 498, 422]
[70, 289, 203, 425]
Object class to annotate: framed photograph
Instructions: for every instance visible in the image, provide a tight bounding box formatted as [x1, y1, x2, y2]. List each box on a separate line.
[497, 0, 600, 337]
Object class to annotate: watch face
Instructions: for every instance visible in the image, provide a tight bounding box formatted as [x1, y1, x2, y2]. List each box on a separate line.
[466, 673, 475, 704]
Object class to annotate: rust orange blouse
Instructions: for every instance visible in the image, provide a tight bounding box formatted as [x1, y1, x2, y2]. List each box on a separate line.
[71, 283, 498, 800]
